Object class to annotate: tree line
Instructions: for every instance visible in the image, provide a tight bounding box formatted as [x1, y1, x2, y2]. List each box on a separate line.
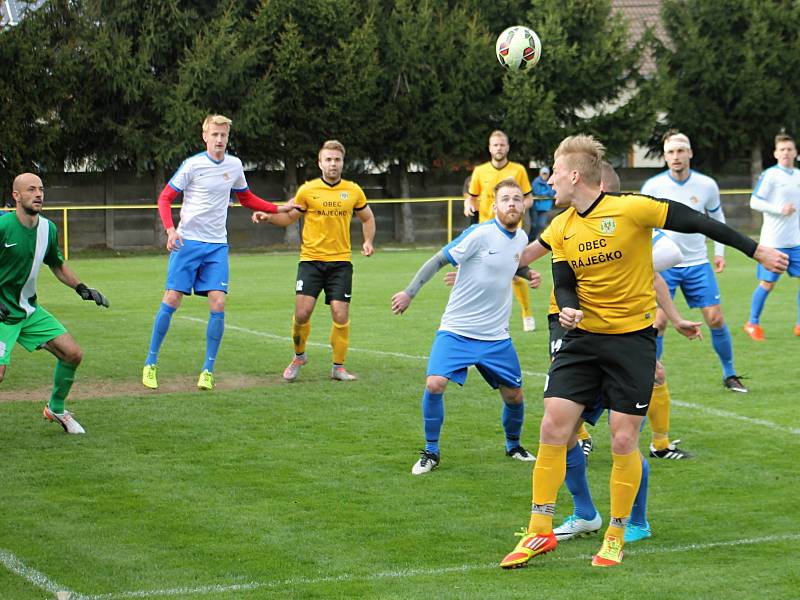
[2, 0, 798, 205]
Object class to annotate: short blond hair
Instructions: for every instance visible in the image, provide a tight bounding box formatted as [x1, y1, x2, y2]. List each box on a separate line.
[319, 139, 346, 159]
[600, 161, 620, 192]
[202, 114, 232, 133]
[494, 177, 522, 195]
[775, 133, 795, 147]
[554, 134, 605, 185]
[489, 130, 509, 143]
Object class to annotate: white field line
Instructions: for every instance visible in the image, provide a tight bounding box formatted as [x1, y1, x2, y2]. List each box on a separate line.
[178, 316, 549, 378]
[0, 548, 76, 597]
[180, 317, 798, 436]
[671, 399, 800, 436]
[71, 533, 800, 599]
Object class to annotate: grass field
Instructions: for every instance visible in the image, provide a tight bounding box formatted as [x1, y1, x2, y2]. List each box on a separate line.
[0, 246, 798, 599]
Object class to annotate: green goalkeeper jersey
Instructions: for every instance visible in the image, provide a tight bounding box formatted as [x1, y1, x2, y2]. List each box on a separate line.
[0, 211, 64, 324]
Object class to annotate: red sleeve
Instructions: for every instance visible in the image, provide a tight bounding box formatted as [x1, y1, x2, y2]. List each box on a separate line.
[157, 185, 180, 230]
[235, 189, 278, 213]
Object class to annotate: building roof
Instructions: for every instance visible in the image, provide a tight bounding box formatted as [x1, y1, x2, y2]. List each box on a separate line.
[611, 0, 666, 73]
[1, 0, 43, 28]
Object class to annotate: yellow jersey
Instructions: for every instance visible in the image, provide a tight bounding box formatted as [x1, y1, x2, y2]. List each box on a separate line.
[547, 192, 669, 334]
[469, 161, 532, 223]
[539, 226, 560, 316]
[294, 178, 368, 262]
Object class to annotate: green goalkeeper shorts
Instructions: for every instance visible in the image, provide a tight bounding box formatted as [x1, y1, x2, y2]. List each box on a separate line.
[0, 306, 67, 365]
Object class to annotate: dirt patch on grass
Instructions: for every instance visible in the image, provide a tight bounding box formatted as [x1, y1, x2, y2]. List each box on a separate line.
[0, 373, 281, 403]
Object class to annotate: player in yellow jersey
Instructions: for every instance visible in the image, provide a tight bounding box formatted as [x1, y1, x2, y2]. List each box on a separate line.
[254, 140, 376, 381]
[466, 131, 536, 331]
[500, 134, 787, 570]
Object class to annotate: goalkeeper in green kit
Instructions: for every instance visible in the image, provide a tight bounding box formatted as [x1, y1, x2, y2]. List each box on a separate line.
[0, 173, 109, 434]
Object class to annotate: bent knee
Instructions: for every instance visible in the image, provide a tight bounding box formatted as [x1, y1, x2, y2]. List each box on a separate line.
[501, 386, 524, 404]
[425, 375, 448, 394]
[66, 346, 83, 366]
[704, 306, 725, 328]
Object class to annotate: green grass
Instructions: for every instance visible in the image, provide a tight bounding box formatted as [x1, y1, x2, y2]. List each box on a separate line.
[0, 248, 798, 599]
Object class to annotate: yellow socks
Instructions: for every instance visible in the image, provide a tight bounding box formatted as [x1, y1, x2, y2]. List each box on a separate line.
[577, 423, 590, 441]
[512, 276, 532, 318]
[528, 443, 567, 534]
[292, 316, 311, 355]
[330, 320, 351, 365]
[607, 450, 643, 540]
[649, 382, 671, 451]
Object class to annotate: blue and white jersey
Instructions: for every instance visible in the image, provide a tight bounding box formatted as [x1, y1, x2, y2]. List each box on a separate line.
[439, 220, 528, 341]
[641, 169, 724, 266]
[750, 165, 800, 248]
[168, 152, 248, 244]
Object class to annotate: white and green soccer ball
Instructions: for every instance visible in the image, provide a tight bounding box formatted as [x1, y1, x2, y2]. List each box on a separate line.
[495, 26, 542, 71]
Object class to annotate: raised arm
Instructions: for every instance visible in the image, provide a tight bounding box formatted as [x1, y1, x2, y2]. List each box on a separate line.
[391, 251, 450, 314]
[663, 200, 788, 273]
[252, 206, 302, 227]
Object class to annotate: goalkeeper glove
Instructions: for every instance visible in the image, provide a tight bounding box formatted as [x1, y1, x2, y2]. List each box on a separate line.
[75, 283, 110, 308]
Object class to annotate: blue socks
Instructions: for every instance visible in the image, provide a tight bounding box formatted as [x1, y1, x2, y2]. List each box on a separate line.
[565, 443, 597, 520]
[422, 390, 444, 455]
[203, 311, 225, 372]
[502, 402, 525, 451]
[655, 334, 664, 360]
[145, 302, 177, 366]
[749, 285, 769, 324]
[710, 325, 735, 378]
[630, 457, 650, 527]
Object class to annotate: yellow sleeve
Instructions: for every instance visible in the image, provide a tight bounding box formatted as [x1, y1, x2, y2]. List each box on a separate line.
[354, 184, 367, 210]
[548, 216, 566, 263]
[627, 194, 669, 229]
[539, 225, 553, 248]
[468, 165, 482, 196]
[294, 183, 311, 211]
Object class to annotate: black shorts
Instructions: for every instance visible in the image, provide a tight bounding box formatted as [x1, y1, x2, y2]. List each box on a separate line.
[544, 326, 657, 417]
[547, 313, 568, 359]
[295, 261, 353, 304]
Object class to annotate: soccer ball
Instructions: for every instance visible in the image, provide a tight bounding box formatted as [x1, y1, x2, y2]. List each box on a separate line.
[495, 26, 541, 71]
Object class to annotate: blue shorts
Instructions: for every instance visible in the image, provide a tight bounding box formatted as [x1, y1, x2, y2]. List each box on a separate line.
[165, 240, 229, 296]
[426, 331, 522, 390]
[757, 245, 800, 282]
[660, 263, 721, 308]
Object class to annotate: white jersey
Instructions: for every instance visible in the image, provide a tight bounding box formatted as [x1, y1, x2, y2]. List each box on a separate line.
[168, 152, 248, 243]
[641, 170, 725, 266]
[440, 220, 528, 341]
[750, 165, 800, 248]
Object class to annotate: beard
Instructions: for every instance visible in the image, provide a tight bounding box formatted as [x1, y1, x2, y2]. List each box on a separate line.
[498, 211, 522, 229]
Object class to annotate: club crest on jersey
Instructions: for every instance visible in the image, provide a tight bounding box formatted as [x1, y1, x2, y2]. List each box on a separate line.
[340, 192, 349, 200]
[690, 195, 699, 204]
[223, 172, 230, 180]
[600, 218, 616, 234]
[514, 253, 520, 262]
